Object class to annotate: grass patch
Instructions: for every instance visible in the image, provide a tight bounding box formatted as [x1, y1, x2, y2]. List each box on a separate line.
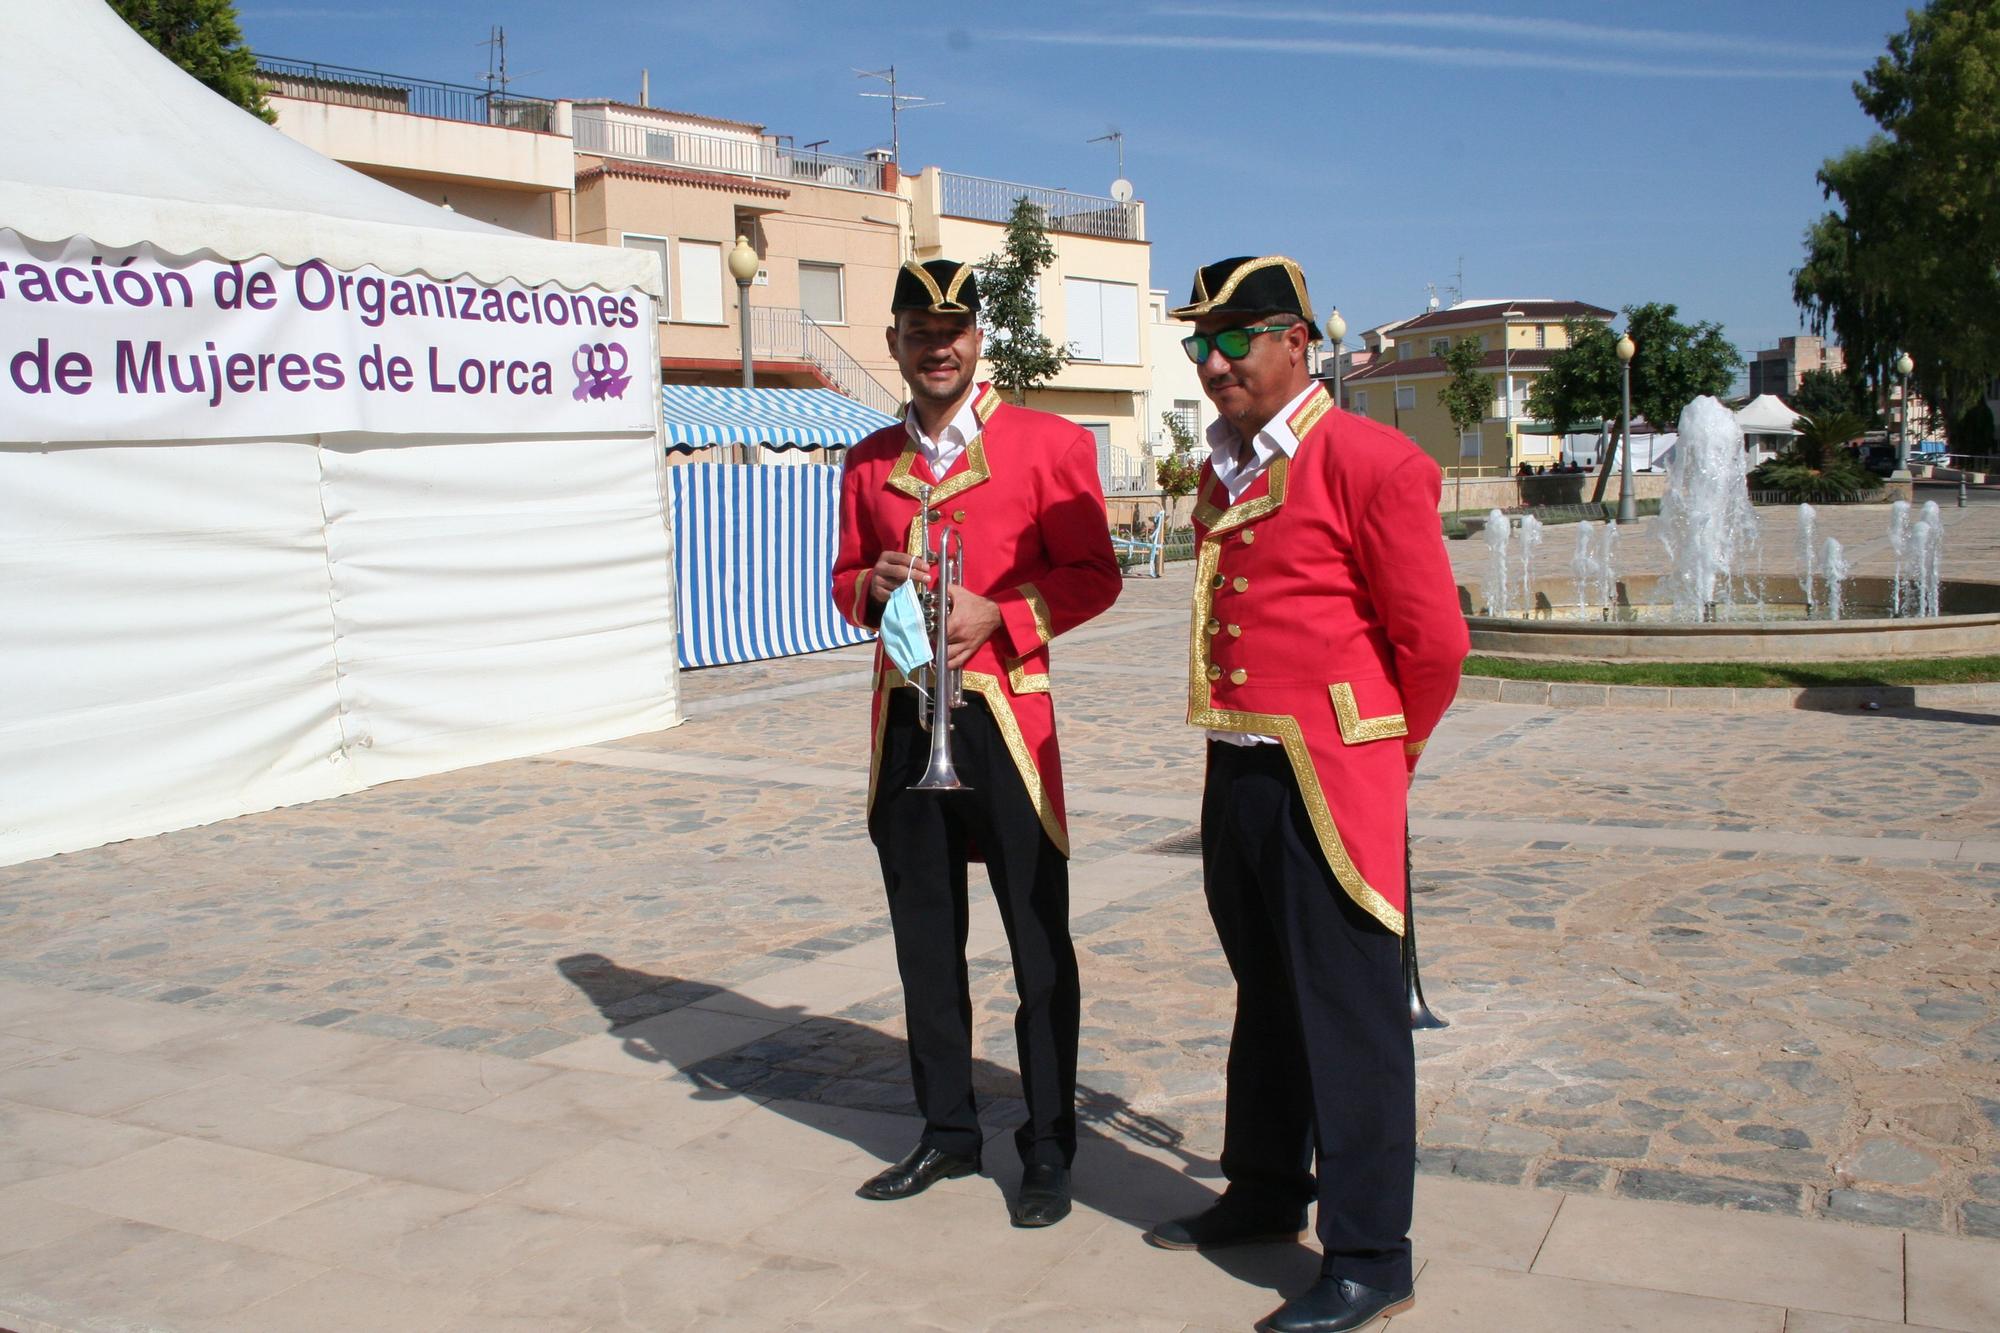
[1463, 654, 2000, 688]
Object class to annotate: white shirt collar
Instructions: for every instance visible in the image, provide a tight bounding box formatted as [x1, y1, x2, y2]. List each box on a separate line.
[1206, 382, 1319, 502]
[904, 386, 983, 475]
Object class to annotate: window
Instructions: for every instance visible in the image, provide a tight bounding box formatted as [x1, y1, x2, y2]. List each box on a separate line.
[1172, 399, 1201, 439]
[621, 235, 669, 320]
[1082, 422, 1113, 489]
[1395, 386, 1416, 412]
[1353, 390, 1368, 414]
[1535, 324, 1547, 349]
[799, 262, 844, 324]
[676, 240, 723, 324]
[1399, 343, 1418, 361]
[1063, 277, 1140, 363]
[1460, 429, 1483, 459]
[1430, 337, 1451, 357]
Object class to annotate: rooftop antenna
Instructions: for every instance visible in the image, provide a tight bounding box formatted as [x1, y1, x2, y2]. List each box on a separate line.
[1087, 128, 1125, 179]
[481, 26, 509, 99]
[1446, 255, 1464, 308]
[856, 65, 943, 166]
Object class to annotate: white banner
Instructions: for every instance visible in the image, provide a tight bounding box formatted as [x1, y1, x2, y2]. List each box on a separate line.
[0, 231, 657, 441]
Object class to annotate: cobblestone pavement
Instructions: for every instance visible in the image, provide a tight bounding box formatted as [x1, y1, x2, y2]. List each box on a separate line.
[2, 504, 1998, 1330]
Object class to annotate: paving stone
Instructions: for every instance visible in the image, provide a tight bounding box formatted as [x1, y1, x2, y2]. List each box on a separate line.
[1821, 1188, 1942, 1230]
[1845, 1138, 1941, 1186]
[1615, 1168, 1803, 1215]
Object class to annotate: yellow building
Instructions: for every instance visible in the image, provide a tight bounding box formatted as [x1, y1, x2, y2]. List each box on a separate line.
[1342, 299, 1613, 478]
[904, 167, 1152, 489]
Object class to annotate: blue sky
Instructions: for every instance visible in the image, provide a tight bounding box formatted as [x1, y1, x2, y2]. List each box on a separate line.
[240, 1, 1911, 362]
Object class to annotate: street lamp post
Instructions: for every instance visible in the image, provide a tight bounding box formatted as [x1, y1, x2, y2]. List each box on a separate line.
[1615, 333, 1636, 524]
[1499, 308, 1523, 475]
[727, 235, 760, 466]
[1324, 309, 1347, 409]
[1893, 351, 1914, 480]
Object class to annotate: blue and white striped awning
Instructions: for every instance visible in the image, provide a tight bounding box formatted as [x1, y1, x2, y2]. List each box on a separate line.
[661, 385, 899, 452]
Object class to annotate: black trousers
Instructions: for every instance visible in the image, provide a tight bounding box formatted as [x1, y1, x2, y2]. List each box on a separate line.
[869, 688, 1079, 1169]
[1202, 740, 1415, 1291]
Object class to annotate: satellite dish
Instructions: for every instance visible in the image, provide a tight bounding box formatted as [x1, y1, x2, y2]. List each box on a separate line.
[1109, 178, 1134, 203]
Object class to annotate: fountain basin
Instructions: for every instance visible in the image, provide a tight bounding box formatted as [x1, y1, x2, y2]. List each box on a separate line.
[1460, 576, 2000, 662]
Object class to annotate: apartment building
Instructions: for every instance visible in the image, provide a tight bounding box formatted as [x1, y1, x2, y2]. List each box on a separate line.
[904, 166, 1152, 491]
[258, 57, 574, 240]
[568, 100, 905, 413]
[1143, 288, 1209, 489]
[1342, 299, 1614, 474]
[260, 55, 1155, 457]
[1747, 335, 1844, 402]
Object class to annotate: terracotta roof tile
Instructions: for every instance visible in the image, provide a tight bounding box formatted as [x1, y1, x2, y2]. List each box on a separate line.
[1346, 348, 1557, 383]
[576, 160, 790, 199]
[1391, 301, 1613, 334]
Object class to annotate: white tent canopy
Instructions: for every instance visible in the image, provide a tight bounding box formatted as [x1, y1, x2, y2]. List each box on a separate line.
[1735, 394, 1802, 437]
[0, 0, 681, 866]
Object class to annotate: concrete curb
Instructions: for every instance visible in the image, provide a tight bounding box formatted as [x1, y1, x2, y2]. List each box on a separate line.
[1457, 675, 2000, 712]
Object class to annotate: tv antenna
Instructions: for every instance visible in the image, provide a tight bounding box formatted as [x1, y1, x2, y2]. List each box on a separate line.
[478, 27, 540, 101]
[856, 65, 942, 165]
[1087, 128, 1125, 180]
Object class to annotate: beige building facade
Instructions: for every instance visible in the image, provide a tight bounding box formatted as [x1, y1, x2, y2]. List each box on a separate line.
[905, 167, 1153, 490]
[1343, 299, 1614, 476]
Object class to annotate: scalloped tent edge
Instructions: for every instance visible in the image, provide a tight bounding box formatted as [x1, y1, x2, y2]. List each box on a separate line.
[0, 0, 656, 295]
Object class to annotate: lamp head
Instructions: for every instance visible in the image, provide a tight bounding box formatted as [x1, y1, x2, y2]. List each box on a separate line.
[1615, 334, 1635, 363]
[1895, 352, 1914, 377]
[727, 235, 759, 285]
[1324, 309, 1346, 344]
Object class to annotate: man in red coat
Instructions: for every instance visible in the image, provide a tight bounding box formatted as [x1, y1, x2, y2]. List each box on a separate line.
[829, 259, 1121, 1227]
[1142, 257, 1467, 1333]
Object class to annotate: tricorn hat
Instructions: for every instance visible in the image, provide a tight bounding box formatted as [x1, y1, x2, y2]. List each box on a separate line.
[892, 259, 981, 315]
[1170, 255, 1318, 339]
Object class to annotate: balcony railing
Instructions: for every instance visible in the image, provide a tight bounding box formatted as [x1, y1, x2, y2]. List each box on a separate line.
[255, 55, 558, 132]
[573, 115, 888, 192]
[938, 172, 1140, 241]
[748, 306, 902, 417]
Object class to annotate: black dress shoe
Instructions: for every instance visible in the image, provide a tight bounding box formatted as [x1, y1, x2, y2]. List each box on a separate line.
[1143, 1198, 1309, 1251]
[855, 1145, 981, 1201]
[1260, 1275, 1414, 1333]
[1010, 1163, 1071, 1227]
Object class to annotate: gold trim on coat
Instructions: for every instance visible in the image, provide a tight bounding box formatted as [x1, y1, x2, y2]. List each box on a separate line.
[1006, 656, 1052, 694]
[1206, 456, 1290, 536]
[1287, 382, 1333, 440]
[1018, 582, 1054, 644]
[888, 435, 991, 506]
[1404, 738, 1428, 756]
[1187, 539, 1404, 935]
[850, 569, 872, 625]
[1329, 682, 1409, 745]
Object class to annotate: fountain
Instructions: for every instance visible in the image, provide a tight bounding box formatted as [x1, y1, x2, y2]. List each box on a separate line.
[1457, 395, 2000, 661]
[1821, 537, 1848, 622]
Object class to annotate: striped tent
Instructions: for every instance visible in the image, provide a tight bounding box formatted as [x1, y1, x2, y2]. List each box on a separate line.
[665, 463, 875, 668]
[660, 385, 898, 452]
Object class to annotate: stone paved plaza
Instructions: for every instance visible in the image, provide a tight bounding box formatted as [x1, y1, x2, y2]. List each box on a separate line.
[1, 500, 1997, 1330]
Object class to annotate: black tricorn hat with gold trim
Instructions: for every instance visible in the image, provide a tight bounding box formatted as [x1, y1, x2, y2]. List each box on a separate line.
[1170, 255, 1318, 339]
[892, 259, 981, 315]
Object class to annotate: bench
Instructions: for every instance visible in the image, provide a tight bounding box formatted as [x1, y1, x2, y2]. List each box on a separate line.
[1111, 510, 1167, 577]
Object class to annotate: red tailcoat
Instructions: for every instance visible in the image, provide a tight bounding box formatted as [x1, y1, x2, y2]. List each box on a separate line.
[832, 383, 1122, 856]
[1188, 383, 1468, 933]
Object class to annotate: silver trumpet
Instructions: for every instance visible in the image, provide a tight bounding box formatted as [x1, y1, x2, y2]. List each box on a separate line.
[909, 490, 970, 792]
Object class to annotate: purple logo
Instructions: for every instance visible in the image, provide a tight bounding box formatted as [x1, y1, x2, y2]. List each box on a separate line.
[572, 341, 632, 401]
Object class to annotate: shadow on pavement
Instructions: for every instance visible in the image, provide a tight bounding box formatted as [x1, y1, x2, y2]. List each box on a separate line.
[556, 951, 1322, 1298]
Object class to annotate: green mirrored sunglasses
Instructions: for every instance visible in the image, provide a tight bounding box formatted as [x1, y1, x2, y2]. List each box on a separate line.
[1181, 323, 1292, 363]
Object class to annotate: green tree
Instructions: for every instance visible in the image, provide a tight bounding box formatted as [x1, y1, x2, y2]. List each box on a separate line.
[976, 198, 1068, 404]
[1792, 367, 1879, 423]
[1751, 408, 1881, 500]
[1526, 303, 1738, 499]
[111, 0, 273, 122]
[1435, 336, 1494, 456]
[1793, 0, 2000, 449]
[1153, 410, 1203, 497]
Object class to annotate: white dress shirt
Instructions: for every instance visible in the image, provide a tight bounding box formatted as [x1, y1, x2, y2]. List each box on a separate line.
[1205, 382, 1319, 746]
[904, 389, 982, 477]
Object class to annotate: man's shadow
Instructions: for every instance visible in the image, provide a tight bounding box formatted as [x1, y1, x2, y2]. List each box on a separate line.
[557, 952, 1319, 1294]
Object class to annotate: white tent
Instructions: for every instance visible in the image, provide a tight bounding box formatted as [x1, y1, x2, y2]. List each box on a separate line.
[1735, 394, 1803, 437]
[0, 1, 681, 866]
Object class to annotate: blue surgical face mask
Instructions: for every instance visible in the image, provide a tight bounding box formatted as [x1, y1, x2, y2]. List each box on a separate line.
[879, 579, 933, 677]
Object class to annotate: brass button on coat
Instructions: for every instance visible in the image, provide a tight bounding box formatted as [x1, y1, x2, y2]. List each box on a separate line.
[1227, 624, 1242, 637]
[1232, 576, 1249, 593]
[952, 509, 967, 523]
[1241, 530, 1257, 544]
[1211, 574, 1225, 590]
[928, 510, 944, 524]
[1205, 619, 1221, 636]
[1206, 664, 1222, 681]
[1229, 668, 1248, 685]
